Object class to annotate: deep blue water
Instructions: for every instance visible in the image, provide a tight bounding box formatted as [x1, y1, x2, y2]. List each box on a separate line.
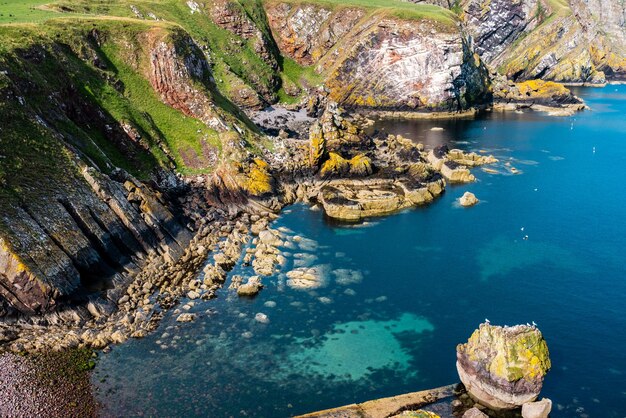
[94, 86, 626, 417]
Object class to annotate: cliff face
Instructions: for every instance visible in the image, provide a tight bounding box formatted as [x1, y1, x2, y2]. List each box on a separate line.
[0, 20, 257, 316]
[456, 0, 626, 83]
[460, 0, 542, 65]
[265, 2, 491, 111]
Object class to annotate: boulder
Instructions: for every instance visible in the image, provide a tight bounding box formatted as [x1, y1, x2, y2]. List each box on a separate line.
[462, 408, 488, 418]
[258, 229, 283, 247]
[456, 323, 551, 410]
[237, 276, 263, 297]
[522, 398, 552, 418]
[176, 313, 196, 323]
[460, 192, 479, 207]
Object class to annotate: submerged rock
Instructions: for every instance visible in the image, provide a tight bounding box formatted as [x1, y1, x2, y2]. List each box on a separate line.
[456, 323, 551, 410]
[176, 313, 196, 323]
[286, 266, 328, 290]
[254, 312, 270, 324]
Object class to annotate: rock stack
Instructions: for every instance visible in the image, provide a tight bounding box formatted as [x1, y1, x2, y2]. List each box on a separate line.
[456, 322, 551, 410]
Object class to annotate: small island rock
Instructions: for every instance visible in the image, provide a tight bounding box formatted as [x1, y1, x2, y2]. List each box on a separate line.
[456, 323, 551, 410]
[460, 192, 479, 207]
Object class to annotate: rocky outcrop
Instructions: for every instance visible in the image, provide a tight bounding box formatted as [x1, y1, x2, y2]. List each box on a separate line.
[308, 103, 368, 173]
[459, 192, 479, 207]
[145, 29, 229, 131]
[493, 77, 586, 114]
[428, 145, 497, 183]
[265, 2, 366, 67]
[319, 178, 445, 221]
[319, 153, 373, 178]
[456, 323, 551, 410]
[236, 276, 263, 297]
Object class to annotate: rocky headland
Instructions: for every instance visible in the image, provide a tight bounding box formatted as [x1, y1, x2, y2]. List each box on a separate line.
[0, 1, 621, 414]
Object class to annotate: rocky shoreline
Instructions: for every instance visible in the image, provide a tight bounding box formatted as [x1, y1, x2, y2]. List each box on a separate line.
[0, 95, 576, 355]
[0, 97, 566, 418]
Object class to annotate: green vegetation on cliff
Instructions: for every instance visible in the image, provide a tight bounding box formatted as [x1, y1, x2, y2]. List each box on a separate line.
[264, 0, 457, 24]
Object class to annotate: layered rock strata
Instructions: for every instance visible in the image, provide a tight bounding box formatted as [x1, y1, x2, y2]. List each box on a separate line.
[266, 2, 492, 112]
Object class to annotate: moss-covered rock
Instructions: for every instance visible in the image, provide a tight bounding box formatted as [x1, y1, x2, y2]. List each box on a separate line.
[456, 322, 551, 410]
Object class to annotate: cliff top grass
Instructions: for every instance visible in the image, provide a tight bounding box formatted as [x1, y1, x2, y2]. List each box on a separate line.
[263, 0, 457, 25]
[0, 0, 61, 24]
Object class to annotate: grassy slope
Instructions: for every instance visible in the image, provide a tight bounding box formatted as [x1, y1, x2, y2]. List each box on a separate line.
[0, 0, 458, 186]
[262, 0, 457, 24]
[0, 0, 63, 24]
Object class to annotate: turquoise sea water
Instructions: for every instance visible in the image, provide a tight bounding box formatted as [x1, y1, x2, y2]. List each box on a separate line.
[93, 86, 626, 417]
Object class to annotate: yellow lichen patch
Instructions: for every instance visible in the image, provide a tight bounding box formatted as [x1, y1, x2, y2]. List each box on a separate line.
[516, 79, 571, 98]
[459, 323, 551, 383]
[237, 159, 274, 196]
[320, 152, 350, 177]
[402, 411, 441, 418]
[348, 154, 373, 176]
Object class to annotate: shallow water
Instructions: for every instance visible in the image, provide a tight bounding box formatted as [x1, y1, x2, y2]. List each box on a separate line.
[94, 86, 626, 417]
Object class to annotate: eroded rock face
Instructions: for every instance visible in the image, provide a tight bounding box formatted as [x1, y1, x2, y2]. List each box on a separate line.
[209, 0, 278, 71]
[325, 21, 491, 111]
[456, 323, 551, 410]
[146, 29, 228, 131]
[266, 2, 491, 111]
[461, 0, 541, 65]
[0, 167, 193, 316]
[265, 2, 365, 66]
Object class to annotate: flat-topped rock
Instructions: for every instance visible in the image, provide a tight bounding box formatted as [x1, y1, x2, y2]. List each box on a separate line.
[318, 178, 445, 221]
[456, 323, 551, 410]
